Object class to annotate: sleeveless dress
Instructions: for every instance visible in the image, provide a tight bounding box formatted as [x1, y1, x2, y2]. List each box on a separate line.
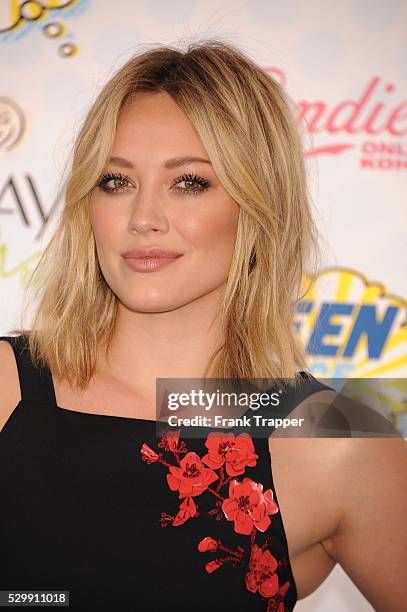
[0, 334, 333, 611]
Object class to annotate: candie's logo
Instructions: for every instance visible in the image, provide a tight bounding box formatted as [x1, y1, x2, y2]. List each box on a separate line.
[265, 68, 407, 171]
[295, 267, 407, 430]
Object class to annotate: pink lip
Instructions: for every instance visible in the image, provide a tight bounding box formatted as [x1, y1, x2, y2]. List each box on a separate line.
[122, 246, 183, 258]
[122, 255, 182, 273]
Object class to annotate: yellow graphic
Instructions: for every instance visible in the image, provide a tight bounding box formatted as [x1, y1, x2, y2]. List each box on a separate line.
[0, 0, 85, 56]
[0, 233, 42, 287]
[295, 267, 407, 429]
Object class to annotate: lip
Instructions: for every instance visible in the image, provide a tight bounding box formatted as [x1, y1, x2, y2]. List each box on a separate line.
[122, 246, 183, 258]
[122, 255, 182, 273]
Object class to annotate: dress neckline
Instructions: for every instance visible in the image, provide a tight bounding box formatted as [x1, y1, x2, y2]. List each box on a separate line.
[54, 402, 159, 422]
[47, 366, 158, 422]
[5, 334, 313, 423]
[50, 372, 310, 424]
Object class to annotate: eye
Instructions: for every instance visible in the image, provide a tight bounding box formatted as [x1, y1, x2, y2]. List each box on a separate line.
[95, 171, 211, 196]
[171, 173, 211, 196]
[96, 172, 132, 193]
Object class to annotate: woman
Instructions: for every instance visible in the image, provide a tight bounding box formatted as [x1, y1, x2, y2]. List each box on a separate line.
[0, 40, 406, 612]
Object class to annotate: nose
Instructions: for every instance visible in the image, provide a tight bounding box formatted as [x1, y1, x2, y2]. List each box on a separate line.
[127, 187, 169, 234]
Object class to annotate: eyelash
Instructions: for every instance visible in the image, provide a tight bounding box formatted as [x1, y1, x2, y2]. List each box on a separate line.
[96, 172, 211, 196]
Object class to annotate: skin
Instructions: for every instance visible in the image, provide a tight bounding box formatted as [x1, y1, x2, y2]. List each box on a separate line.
[268, 396, 407, 610]
[1, 91, 406, 610]
[88, 90, 240, 409]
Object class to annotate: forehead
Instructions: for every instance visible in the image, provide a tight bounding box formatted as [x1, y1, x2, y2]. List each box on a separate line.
[114, 91, 204, 153]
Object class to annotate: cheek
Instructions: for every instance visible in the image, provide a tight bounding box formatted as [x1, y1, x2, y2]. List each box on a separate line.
[89, 199, 122, 276]
[179, 201, 239, 270]
[192, 202, 238, 249]
[90, 198, 119, 248]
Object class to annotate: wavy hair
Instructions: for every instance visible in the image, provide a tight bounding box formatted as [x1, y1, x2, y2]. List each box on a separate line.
[11, 38, 320, 390]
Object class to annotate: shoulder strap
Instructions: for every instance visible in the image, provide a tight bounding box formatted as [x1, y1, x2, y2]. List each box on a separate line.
[221, 371, 335, 438]
[239, 371, 336, 438]
[290, 370, 333, 402]
[266, 371, 333, 419]
[0, 335, 57, 405]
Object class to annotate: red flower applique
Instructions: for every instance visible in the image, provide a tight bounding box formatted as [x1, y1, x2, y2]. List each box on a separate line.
[222, 477, 279, 535]
[202, 432, 259, 477]
[246, 543, 279, 597]
[205, 559, 224, 574]
[157, 428, 188, 460]
[140, 442, 159, 463]
[166, 496, 198, 527]
[140, 430, 291, 611]
[159, 428, 181, 453]
[266, 581, 291, 612]
[198, 536, 219, 552]
[166, 451, 219, 498]
[198, 536, 245, 570]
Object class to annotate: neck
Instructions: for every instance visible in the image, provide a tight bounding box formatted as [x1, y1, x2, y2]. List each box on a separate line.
[97, 288, 226, 401]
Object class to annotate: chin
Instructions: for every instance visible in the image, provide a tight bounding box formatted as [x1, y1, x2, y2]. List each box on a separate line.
[119, 297, 183, 314]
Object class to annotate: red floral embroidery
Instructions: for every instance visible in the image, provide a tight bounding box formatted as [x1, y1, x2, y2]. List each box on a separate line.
[222, 477, 279, 535]
[159, 428, 181, 453]
[198, 536, 219, 552]
[167, 451, 219, 498]
[246, 543, 279, 597]
[205, 559, 224, 574]
[141, 429, 291, 611]
[198, 536, 245, 568]
[157, 428, 188, 460]
[202, 432, 259, 476]
[266, 581, 291, 612]
[140, 442, 159, 463]
[172, 496, 198, 526]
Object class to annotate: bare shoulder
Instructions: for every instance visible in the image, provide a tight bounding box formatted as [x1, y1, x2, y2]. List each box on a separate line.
[327, 434, 407, 611]
[267, 388, 358, 501]
[267, 392, 353, 555]
[268, 388, 407, 611]
[0, 339, 22, 433]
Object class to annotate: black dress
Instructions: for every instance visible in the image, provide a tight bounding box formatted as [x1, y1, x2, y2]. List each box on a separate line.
[0, 334, 332, 611]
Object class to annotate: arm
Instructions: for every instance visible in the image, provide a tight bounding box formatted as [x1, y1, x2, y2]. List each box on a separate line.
[329, 436, 407, 612]
[0, 340, 22, 433]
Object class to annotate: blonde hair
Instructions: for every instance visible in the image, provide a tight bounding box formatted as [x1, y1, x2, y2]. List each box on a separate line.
[11, 38, 320, 391]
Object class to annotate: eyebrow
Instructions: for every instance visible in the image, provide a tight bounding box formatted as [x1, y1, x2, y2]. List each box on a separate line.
[108, 155, 212, 169]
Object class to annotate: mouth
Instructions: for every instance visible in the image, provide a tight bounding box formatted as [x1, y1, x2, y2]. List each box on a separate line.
[122, 254, 183, 273]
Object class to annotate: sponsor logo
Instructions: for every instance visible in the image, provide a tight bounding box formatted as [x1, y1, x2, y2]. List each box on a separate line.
[0, 97, 25, 153]
[295, 267, 407, 430]
[265, 68, 407, 170]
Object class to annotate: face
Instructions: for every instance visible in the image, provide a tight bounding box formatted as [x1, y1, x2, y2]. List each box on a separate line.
[89, 91, 240, 314]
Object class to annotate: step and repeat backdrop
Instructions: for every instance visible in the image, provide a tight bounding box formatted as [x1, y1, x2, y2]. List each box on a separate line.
[1, 1, 406, 610]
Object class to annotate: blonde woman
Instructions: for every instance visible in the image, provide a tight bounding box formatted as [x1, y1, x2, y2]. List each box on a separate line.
[0, 40, 406, 612]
